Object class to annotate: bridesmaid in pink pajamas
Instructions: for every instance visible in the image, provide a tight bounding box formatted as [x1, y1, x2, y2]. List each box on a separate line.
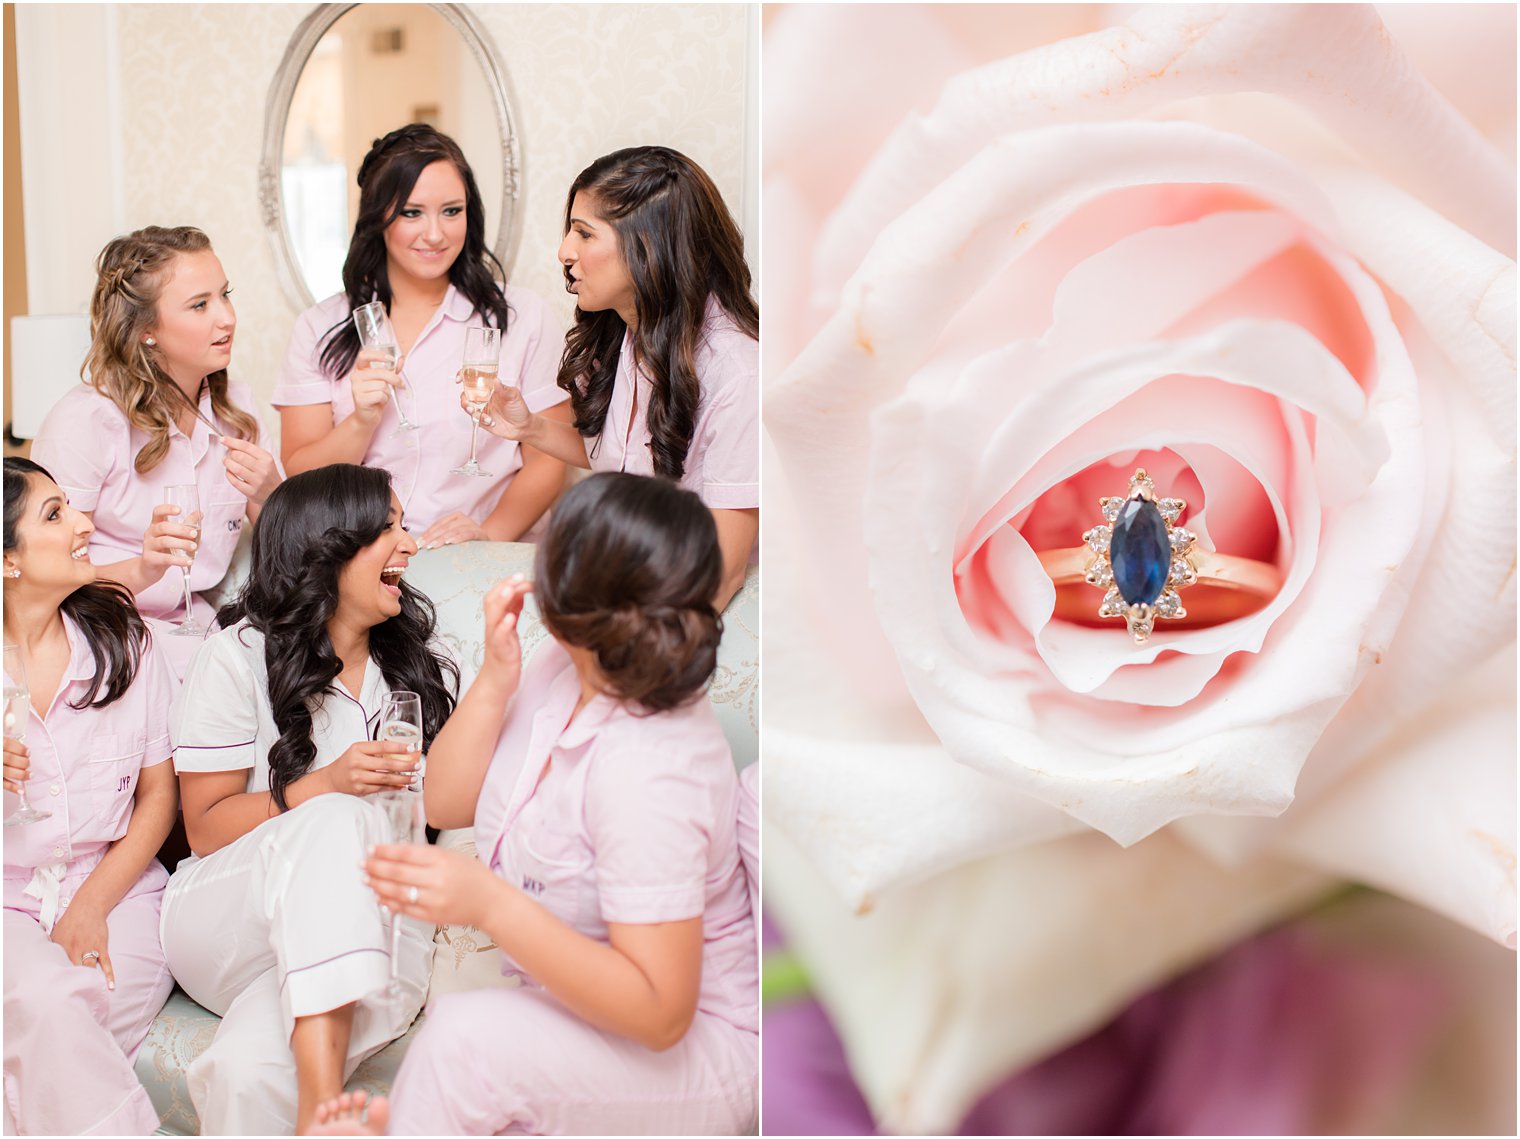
[312, 472, 757, 1136]
[31, 226, 283, 673]
[2, 457, 178, 1135]
[476, 147, 759, 609]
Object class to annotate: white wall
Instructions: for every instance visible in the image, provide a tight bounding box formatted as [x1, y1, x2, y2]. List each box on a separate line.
[12, 3, 756, 441]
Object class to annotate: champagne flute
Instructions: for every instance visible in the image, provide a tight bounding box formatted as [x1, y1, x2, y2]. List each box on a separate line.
[376, 690, 425, 995]
[353, 301, 418, 433]
[3, 645, 49, 826]
[163, 485, 205, 637]
[450, 325, 501, 478]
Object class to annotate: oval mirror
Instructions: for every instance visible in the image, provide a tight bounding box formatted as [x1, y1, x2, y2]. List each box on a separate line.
[259, 3, 522, 310]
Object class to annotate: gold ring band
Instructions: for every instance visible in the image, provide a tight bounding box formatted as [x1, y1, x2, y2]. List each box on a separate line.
[1042, 467, 1282, 641]
[1038, 546, 1281, 627]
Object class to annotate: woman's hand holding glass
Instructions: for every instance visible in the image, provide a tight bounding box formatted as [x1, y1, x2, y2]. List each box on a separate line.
[473, 382, 534, 442]
[140, 502, 199, 582]
[364, 842, 504, 931]
[351, 301, 418, 434]
[3, 645, 48, 825]
[322, 739, 419, 797]
[347, 347, 408, 428]
[451, 326, 501, 478]
[161, 486, 205, 637]
[218, 436, 282, 506]
[375, 692, 426, 995]
[2, 736, 29, 795]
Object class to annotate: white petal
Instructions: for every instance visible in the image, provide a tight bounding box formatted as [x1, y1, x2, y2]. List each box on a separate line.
[814, 5, 1513, 294]
[766, 822, 1333, 1133]
[1277, 646, 1517, 948]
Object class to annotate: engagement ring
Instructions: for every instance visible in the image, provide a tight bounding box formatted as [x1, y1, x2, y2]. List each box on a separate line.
[407, 885, 420, 904]
[81, 950, 100, 964]
[1037, 468, 1281, 643]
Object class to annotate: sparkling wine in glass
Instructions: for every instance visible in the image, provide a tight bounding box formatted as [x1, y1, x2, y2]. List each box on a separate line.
[163, 485, 206, 638]
[450, 326, 501, 478]
[377, 691, 425, 995]
[3, 645, 49, 826]
[353, 301, 418, 433]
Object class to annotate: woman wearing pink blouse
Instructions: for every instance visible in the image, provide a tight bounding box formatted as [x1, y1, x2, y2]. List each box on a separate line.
[2, 457, 178, 1135]
[477, 147, 759, 608]
[312, 473, 757, 1136]
[276, 124, 570, 549]
[30, 227, 283, 659]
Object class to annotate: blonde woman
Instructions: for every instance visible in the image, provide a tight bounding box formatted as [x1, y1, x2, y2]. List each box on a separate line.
[31, 227, 282, 661]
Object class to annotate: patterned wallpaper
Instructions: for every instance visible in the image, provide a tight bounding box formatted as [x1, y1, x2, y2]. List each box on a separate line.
[111, 3, 754, 442]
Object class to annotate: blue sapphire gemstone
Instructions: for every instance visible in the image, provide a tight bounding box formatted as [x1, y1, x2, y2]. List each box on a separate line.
[1110, 498, 1170, 606]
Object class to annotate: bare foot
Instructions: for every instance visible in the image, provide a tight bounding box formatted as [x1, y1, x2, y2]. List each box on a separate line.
[306, 1090, 390, 1135]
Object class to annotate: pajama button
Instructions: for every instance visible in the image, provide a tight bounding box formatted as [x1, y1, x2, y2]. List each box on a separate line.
[49, 783, 61, 796]
[52, 846, 64, 858]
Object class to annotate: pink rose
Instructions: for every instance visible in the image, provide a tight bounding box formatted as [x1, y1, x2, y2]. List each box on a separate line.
[764, 4, 1515, 1129]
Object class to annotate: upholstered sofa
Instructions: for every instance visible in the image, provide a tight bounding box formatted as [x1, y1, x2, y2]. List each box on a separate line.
[134, 540, 759, 1134]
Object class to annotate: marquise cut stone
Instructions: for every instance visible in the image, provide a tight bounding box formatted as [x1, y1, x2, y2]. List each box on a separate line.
[1110, 498, 1170, 606]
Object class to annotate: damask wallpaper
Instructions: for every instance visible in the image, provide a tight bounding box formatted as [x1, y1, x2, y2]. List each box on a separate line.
[101, 3, 752, 441]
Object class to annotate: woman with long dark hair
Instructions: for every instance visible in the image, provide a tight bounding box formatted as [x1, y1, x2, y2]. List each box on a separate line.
[275, 123, 571, 549]
[31, 227, 283, 655]
[2, 457, 178, 1135]
[311, 473, 757, 1136]
[158, 464, 458, 1134]
[477, 146, 759, 607]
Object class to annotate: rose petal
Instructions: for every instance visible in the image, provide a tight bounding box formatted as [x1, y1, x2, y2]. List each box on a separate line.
[866, 319, 1408, 843]
[1278, 645, 1518, 948]
[814, 5, 1514, 296]
[765, 726, 1085, 909]
[1377, 5, 1517, 155]
[764, 820, 1333, 1133]
[766, 122, 1338, 707]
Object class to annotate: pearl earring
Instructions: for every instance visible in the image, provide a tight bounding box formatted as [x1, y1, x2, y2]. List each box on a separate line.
[4, 568, 18, 579]
[145, 337, 156, 346]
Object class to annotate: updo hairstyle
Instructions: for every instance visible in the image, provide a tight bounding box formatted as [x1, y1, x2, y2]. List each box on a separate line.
[534, 472, 722, 712]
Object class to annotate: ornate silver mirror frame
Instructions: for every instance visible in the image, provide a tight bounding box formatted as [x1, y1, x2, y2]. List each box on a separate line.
[258, 3, 524, 311]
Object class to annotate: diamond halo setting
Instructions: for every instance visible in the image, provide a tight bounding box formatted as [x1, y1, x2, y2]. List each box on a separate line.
[1083, 468, 1196, 643]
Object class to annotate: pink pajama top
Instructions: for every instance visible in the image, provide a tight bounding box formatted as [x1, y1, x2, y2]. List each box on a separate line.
[474, 641, 758, 1036]
[273, 284, 569, 533]
[31, 382, 277, 626]
[2, 617, 175, 931]
[587, 297, 758, 513]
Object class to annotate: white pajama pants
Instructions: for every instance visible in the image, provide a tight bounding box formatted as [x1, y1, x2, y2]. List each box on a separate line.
[2, 864, 171, 1136]
[160, 794, 432, 1136]
[388, 986, 758, 1135]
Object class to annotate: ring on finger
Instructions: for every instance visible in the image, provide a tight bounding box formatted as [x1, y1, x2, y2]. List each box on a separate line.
[407, 885, 420, 905]
[81, 950, 100, 964]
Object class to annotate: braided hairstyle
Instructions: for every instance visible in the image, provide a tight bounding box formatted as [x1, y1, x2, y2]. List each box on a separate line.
[534, 472, 722, 713]
[216, 464, 458, 810]
[558, 146, 757, 482]
[318, 123, 510, 381]
[84, 226, 259, 474]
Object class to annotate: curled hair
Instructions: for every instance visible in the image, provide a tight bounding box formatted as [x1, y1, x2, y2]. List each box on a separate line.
[559, 146, 758, 482]
[217, 464, 458, 810]
[84, 226, 259, 474]
[534, 472, 721, 712]
[319, 123, 510, 380]
[3, 458, 147, 709]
